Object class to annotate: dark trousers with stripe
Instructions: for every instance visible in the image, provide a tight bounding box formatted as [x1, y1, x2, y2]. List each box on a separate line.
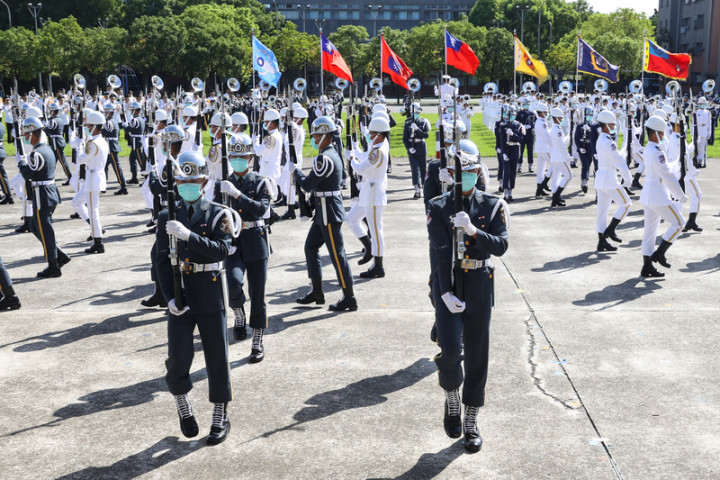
[166, 309, 232, 403]
[105, 151, 126, 188]
[0, 158, 10, 198]
[408, 143, 427, 187]
[0, 255, 12, 292]
[227, 254, 268, 329]
[519, 131, 534, 166]
[31, 203, 58, 263]
[129, 142, 145, 179]
[304, 221, 353, 294]
[54, 146, 71, 181]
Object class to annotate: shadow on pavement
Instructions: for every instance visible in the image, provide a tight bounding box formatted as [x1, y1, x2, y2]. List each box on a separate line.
[573, 277, 664, 309]
[368, 443, 465, 480]
[532, 250, 614, 273]
[55, 436, 201, 480]
[680, 253, 720, 273]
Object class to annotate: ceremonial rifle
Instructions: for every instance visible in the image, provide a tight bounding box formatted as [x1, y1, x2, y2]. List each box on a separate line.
[568, 103, 574, 155]
[163, 137, 184, 309]
[220, 93, 229, 206]
[677, 91, 687, 192]
[452, 93, 464, 302]
[691, 89, 699, 168]
[346, 85, 359, 201]
[626, 89, 633, 167]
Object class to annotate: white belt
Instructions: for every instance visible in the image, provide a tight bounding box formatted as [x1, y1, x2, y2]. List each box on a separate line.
[130, 134, 143, 137]
[179, 261, 223, 273]
[51, 134, 64, 138]
[507, 142, 520, 146]
[460, 258, 493, 270]
[242, 220, 265, 229]
[413, 139, 425, 143]
[314, 190, 342, 198]
[32, 180, 54, 187]
[106, 137, 118, 141]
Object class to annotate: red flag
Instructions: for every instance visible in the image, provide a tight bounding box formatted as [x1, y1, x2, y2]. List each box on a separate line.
[644, 38, 691, 80]
[445, 31, 479, 75]
[381, 35, 413, 89]
[321, 35, 353, 83]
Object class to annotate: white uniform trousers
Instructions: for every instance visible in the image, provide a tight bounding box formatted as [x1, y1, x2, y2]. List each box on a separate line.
[86, 190, 102, 239]
[363, 205, 384, 257]
[642, 203, 684, 256]
[346, 198, 368, 238]
[697, 137, 708, 162]
[71, 184, 89, 222]
[596, 187, 631, 233]
[551, 161, 573, 192]
[535, 152, 552, 184]
[141, 176, 154, 209]
[684, 177, 702, 213]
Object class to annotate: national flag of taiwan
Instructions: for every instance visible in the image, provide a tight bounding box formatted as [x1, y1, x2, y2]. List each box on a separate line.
[445, 30, 479, 75]
[381, 35, 413, 89]
[644, 38, 691, 80]
[321, 35, 353, 84]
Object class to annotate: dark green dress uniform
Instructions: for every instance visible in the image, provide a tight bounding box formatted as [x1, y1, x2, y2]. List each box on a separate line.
[155, 199, 233, 404]
[426, 189, 509, 407]
[293, 145, 354, 297]
[424, 159, 486, 208]
[0, 123, 11, 201]
[126, 116, 146, 179]
[44, 117, 71, 181]
[214, 171, 271, 329]
[17, 142, 66, 266]
[101, 118, 126, 189]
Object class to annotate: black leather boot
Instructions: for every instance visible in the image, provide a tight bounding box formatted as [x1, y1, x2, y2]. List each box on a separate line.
[207, 402, 230, 445]
[329, 288, 358, 312]
[683, 212, 702, 232]
[281, 205, 296, 220]
[535, 184, 549, 196]
[57, 249, 71, 268]
[551, 187, 566, 207]
[174, 393, 199, 438]
[443, 389, 462, 439]
[641, 255, 664, 277]
[603, 217, 622, 242]
[360, 256, 385, 278]
[631, 172, 643, 189]
[0, 286, 21, 311]
[232, 306, 247, 341]
[357, 235, 373, 265]
[141, 280, 167, 308]
[651, 240, 672, 268]
[37, 260, 62, 278]
[14, 217, 30, 233]
[541, 176, 551, 193]
[463, 405, 483, 453]
[597, 233, 617, 252]
[296, 277, 325, 305]
[85, 238, 105, 254]
[114, 187, 128, 195]
[249, 328, 264, 363]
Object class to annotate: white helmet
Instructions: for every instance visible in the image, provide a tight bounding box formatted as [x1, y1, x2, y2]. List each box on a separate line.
[26, 106, 42, 118]
[279, 107, 287, 118]
[550, 107, 564, 118]
[263, 108, 280, 122]
[669, 112, 678, 124]
[292, 102, 303, 111]
[371, 111, 390, 122]
[154, 109, 168, 122]
[535, 103, 548, 113]
[372, 104, 387, 113]
[210, 112, 231, 127]
[596, 110, 616, 125]
[368, 117, 391, 133]
[646, 115, 667, 133]
[662, 104, 674, 115]
[182, 106, 198, 117]
[294, 107, 309, 119]
[231, 112, 249, 126]
[85, 111, 105, 126]
[652, 110, 668, 121]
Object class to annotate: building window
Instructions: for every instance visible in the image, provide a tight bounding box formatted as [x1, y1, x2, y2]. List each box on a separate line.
[694, 14, 704, 29]
[694, 42, 704, 54]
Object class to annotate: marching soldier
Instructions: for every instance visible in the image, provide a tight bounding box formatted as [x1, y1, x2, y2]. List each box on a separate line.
[695, 98, 711, 168]
[254, 109, 283, 221]
[217, 133, 271, 362]
[533, 103, 552, 197]
[0, 120, 12, 204]
[78, 111, 109, 254]
[101, 102, 128, 195]
[16, 117, 71, 277]
[155, 150, 234, 446]
[548, 108, 573, 207]
[426, 138, 509, 453]
[516, 100, 536, 173]
[230, 111, 249, 134]
[639, 116, 687, 277]
[125, 101, 145, 184]
[181, 106, 200, 152]
[291, 116, 357, 312]
[498, 106, 524, 202]
[668, 113, 703, 233]
[574, 107, 596, 194]
[594, 111, 632, 253]
[493, 107, 508, 191]
[44, 102, 72, 184]
[402, 102, 431, 199]
[279, 105, 308, 220]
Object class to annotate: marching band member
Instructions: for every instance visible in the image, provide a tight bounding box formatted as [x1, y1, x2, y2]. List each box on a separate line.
[78, 111, 110, 254]
[548, 108, 573, 207]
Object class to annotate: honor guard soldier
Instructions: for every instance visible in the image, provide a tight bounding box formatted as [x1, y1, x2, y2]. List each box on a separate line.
[499, 106, 524, 201]
[17, 117, 71, 277]
[79, 111, 110, 253]
[230, 111, 249, 134]
[291, 116, 357, 312]
[254, 109, 283, 220]
[181, 106, 200, 152]
[574, 107, 596, 194]
[279, 105, 308, 220]
[667, 114, 702, 233]
[516, 100, 536, 173]
[125, 101, 145, 184]
[493, 108, 508, 191]
[402, 102, 431, 199]
[349, 116, 390, 278]
[0, 256, 20, 310]
[217, 134, 271, 362]
[695, 98, 711, 167]
[533, 103, 553, 196]
[44, 102, 72, 183]
[101, 102, 128, 195]
[426, 139, 509, 453]
[639, 116, 687, 277]
[424, 122, 476, 205]
[548, 108, 574, 206]
[205, 112, 232, 200]
[594, 111, 632, 252]
[0, 119, 12, 204]
[155, 150, 235, 445]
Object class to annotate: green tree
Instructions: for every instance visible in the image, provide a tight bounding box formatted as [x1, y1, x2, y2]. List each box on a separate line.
[38, 17, 86, 82]
[469, 0, 502, 29]
[0, 27, 43, 81]
[328, 25, 369, 75]
[84, 27, 128, 77]
[264, 24, 317, 83]
[127, 15, 188, 77]
[479, 27, 514, 84]
[545, 43, 575, 79]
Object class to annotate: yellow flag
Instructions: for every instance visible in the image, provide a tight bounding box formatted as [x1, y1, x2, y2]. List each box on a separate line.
[514, 35, 548, 84]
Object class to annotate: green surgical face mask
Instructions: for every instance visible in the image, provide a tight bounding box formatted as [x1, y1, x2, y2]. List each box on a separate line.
[310, 137, 319, 149]
[22, 135, 32, 145]
[461, 172, 477, 191]
[231, 157, 249, 173]
[177, 183, 203, 202]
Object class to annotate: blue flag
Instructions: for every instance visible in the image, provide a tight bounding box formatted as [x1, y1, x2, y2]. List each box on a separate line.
[577, 36, 619, 84]
[252, 36, 281, 88]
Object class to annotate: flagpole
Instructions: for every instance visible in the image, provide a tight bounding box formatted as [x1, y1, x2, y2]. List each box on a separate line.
[641, 30, 646, 95]
[575, 32, 580, 96]
[251, 28, 256, 93]
[513, 31, 517, 95]
[320, 27, 324, 99]
[379, 32, 383, 97]
[444, 26, 448, 79]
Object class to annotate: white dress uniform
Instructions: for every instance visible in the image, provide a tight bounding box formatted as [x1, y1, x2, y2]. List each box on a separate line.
[594, 132, 632, 233]
[534, 115, 552, 184]
[254, 128, 283, 184]
[434, 83, 458, 107]
[549, 123, 573, 192]
[79, 134, 109, 239]
[458, 105, 473, 135]
[279, 122, 305, 204]
[695, 108, 711, 164]
[347, 140, 389, 258]
[182, 122, 198, 152]
[667, 132, 702, 215]
[639, 141, 687, 256]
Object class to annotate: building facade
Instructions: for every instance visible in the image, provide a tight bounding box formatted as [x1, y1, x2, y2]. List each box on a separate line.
[657, 0, 720, 87]
[268, 1, 474, 37]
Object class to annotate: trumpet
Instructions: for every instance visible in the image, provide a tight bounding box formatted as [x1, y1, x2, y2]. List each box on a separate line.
[408, 78, 421, 93]
[334, 77, 349, 90]
[594, 79, 608, 93]
[293, 77, 307, 92]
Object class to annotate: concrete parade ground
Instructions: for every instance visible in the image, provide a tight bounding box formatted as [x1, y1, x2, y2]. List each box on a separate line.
[0, 153, 719, 480]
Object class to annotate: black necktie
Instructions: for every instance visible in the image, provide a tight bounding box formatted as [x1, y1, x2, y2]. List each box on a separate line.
[463, 197, 471, 212]
[188, 206, 194, 219]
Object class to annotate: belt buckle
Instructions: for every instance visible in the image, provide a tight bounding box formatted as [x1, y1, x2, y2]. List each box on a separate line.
[179, 262, 194, 273]
[460, 259, 474, 269]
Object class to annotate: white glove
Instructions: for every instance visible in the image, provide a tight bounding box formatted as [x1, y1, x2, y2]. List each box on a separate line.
[503, 154, 509, 162]
[496, 148, 502, 154]
[351, 141, 358, 151]
[409, 148, 416, 154]
[228, 246, 237, 256]
[252, 134, 258, 144]
[579, 148, 586, 154]
[438, 168, 454, 185]
[524, 124, 531, 129]
[166, 220, 191, 241]
[583, 125, 591, 132]
[410, 123, 418, 132]
[220, 180, 241, 199]
[168, 298, 189, 317]
[506, 128, 514, 137]
[441, 292, 466, 313]
[16, 154, 27, 164]
[453, 211, 477, 237]
[191, 143, 200, 152]
[288, 162, 297, 174]
[70, 135, 82, 150]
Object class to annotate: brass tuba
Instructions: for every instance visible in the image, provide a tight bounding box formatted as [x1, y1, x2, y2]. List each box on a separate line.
[594, 79, 608, 93]
[334, 77, 349, 90]
[293, 77, 307, 92]
[227, 77, 240, 92]
[191, 77, 204, 92]
[702, 79, 715, 94]
[408, 78, 421, 93]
